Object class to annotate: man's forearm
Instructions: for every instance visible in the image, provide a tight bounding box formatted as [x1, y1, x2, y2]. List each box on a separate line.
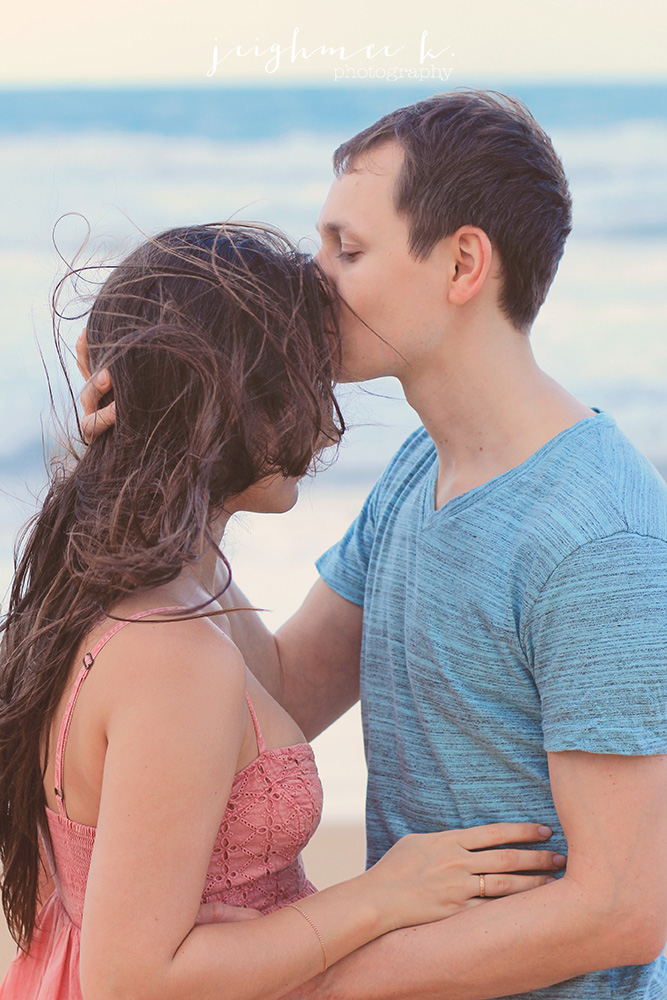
[288, 877, 658, 1000]
[216, 579, 285, 703]
[218, 577, 362, 739]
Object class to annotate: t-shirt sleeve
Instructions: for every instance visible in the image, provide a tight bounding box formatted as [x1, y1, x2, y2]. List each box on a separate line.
[315, 482, 380, 608]
[525, 531, 667, 755]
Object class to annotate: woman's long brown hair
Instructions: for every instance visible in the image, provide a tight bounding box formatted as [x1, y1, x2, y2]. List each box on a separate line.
[0, 221, 344, 949]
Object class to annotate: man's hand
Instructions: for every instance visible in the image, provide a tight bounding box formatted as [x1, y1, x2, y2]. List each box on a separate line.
[76, 327, 116, 442]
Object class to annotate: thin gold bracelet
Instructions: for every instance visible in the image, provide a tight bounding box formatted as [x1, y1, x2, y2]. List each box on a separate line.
[287, 903, 328, 972]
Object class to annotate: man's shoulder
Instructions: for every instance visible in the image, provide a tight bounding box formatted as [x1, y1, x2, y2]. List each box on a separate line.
[516, 413, 667, 596]
[530, 412, 667, 540]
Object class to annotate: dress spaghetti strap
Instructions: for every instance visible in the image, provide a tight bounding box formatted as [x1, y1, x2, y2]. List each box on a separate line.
[53, 606, 185, 819]
[244, 693, 267, 755]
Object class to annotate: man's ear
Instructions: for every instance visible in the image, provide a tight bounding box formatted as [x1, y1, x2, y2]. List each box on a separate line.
[447, 227, 493, 306]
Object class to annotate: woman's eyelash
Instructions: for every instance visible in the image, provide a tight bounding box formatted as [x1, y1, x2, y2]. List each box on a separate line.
[337, 251, 360, 262]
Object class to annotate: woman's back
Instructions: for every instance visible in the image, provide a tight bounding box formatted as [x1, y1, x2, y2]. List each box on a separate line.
[0, 606, 322, 998]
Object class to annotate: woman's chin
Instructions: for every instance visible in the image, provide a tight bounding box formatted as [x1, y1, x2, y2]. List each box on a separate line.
[270, 483, 300, 514]
[236, 475, 300, 515]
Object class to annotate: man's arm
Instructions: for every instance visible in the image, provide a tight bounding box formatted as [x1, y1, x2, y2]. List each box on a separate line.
[220, 577, 362, 740]
[286, 750, 667, 999]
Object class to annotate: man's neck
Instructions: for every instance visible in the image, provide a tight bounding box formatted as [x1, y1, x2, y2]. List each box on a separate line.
[400, 325, 594, 511]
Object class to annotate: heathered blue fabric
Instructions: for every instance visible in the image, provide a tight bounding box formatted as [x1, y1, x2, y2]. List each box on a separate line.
[316, 411, 667, 999]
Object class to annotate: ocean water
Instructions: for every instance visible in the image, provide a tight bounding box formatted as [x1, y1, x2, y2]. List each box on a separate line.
[0, 83, 666, 821]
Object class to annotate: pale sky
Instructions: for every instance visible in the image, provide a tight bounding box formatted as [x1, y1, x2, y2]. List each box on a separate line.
[1, 0, 665, 85]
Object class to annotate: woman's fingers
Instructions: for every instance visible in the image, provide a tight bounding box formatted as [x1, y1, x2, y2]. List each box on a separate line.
[81, 401, 116, 443]
[80, 369, 110, 416]
[469, 848, 566, 873]
[77, 322, 114, 436]
[78, 358, 116, 443]
[457, 822, 552, 851]
[75, 328, 92, 380]
[461, 897, 488, 912]
[468, 872, 557, 898]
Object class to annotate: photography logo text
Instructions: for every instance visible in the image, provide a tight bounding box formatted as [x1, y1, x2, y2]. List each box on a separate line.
[206, 29, 455, 82]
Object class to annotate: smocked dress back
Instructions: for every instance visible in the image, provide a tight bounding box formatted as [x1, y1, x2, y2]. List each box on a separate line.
[0, 607, 323, 999]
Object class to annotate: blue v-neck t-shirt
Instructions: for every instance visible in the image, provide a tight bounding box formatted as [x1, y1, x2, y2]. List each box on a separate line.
[317, 411, 667, 999]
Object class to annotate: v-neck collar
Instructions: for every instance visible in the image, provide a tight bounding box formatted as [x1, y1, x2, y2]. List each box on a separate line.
[421, 410, 610, 529]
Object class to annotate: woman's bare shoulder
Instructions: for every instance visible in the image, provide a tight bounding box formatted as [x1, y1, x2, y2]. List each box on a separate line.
[87, 608, 248, 726]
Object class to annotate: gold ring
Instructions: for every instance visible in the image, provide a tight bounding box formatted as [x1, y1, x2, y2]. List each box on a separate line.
[479, 874, 486, 897]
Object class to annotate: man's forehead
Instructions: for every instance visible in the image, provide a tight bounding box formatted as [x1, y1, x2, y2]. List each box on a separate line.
[343, 139, 404, 176]
[315, 218, 365, 242]
[317, 146, 403, 235]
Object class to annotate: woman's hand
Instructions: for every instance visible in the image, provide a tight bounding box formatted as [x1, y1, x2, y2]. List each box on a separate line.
[76, 328, 116, 442]
[364, 822, 564, 933]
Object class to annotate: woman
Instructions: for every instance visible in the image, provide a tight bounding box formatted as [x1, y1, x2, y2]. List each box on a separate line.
[0, 222, 561, 1000]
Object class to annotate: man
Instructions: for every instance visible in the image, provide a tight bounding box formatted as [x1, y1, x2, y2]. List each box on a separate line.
[79, 91, 667, 998]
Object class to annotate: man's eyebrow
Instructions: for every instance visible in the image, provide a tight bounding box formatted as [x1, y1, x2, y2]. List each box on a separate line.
[315, 220, 364, 242]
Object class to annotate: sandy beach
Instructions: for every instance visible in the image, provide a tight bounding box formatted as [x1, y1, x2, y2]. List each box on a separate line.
[0, 822, 367, 978]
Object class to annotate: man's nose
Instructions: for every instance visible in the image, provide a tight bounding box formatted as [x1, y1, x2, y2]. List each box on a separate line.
[314, 246, 336, 283]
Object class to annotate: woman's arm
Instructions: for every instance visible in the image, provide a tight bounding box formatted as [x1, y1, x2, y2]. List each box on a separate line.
[78, 616, 560, 1000]
[281, 751, 667, 1000]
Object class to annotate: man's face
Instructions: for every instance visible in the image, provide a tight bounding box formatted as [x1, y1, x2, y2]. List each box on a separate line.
[315, 142, 452, 384]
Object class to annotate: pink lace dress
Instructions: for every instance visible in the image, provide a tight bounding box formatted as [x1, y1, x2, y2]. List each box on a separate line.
[0, 608, 323, 999]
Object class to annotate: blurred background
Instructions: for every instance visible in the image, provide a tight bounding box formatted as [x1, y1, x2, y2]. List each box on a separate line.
[0, 0, 665, 966]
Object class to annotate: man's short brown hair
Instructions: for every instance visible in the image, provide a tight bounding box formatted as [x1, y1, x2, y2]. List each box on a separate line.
[333, 90, 572, 333]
